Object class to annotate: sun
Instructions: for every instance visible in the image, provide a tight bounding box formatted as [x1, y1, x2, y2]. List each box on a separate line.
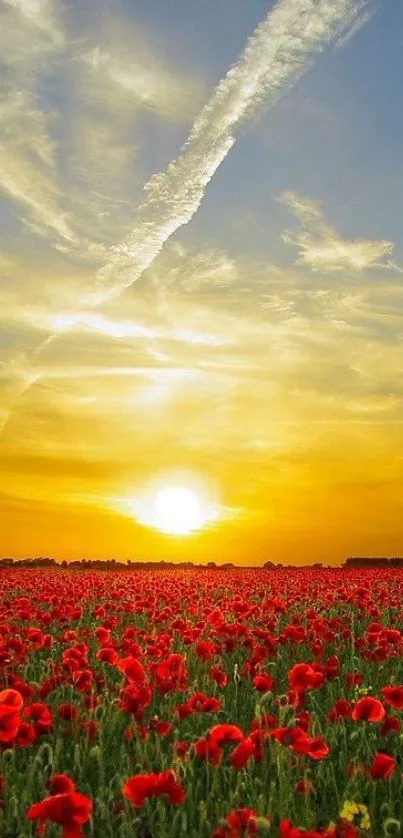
[154, 485, 203, 535]
[125, 474, 220, 536]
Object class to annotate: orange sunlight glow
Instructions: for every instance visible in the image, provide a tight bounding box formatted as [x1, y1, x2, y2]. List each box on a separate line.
[127, 474, 220, 536]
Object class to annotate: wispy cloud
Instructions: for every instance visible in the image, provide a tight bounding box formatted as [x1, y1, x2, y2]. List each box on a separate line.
[280, 190, 398, 273]
[94, 0, 370, 302]
[3, 0, 64, 44]
[0, 0, 72, 241]
[0, 150, 76, 244]
[47, 311, 232, 347]
[148, 243, 239, 295]
[334, 7, 377, 50]
[79, 41, 205, 123]
[1, 0, 65, 71]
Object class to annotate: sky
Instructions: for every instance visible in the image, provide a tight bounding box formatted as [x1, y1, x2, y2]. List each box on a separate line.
[0, 0, 402, 565]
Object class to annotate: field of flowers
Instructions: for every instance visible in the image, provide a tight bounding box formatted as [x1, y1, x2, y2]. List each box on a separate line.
[1, 566, 403, 837]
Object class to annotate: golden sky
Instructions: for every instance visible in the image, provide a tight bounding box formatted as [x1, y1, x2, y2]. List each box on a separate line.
[1, 0, 402, 564]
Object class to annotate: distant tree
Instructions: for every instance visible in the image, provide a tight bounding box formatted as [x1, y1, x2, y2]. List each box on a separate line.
[343, 557, 396, 568]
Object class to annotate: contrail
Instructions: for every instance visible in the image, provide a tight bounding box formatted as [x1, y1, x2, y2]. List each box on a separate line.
[92, 0, 369, 303]
[0, 0, 371, 434]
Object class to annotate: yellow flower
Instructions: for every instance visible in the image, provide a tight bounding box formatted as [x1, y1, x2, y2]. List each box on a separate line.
[340, 801, 359, 822]
[340, 801, 371, 831]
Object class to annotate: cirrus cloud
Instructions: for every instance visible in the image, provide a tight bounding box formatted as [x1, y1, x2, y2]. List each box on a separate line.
[279, 190, 399, 273]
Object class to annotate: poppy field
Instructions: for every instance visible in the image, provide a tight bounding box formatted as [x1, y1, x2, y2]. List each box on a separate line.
[1, 566, 403, 837]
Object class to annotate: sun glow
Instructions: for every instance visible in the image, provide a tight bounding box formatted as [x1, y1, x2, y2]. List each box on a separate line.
[154, 486, 202, 535]
[125, 474, 220, 536]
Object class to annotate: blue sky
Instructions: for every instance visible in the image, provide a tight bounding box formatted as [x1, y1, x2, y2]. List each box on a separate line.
[1, 0, 403, 563]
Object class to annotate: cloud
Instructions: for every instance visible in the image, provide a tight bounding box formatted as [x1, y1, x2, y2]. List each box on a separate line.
[0, 145, 76, 244]
[47, 310, 232, 348]
[93, 0, 369, 303]
[0, 87, 130, 254]
[0, 0, 65, 71]
[279, 190, 397, 272]
[0, 0, 73, 243]
[0, 89, 56, 166]
[148, 243, 239, 295]
[334, 7, 377, 50]
[78, 41, 205, 124]
[3, 0, 64, 44]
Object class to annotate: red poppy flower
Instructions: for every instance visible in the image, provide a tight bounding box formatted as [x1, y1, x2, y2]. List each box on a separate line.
[122, 770, 185, 808]
[96, 647, 118, 665]
[26, 627, 45, 648]
[252, 713, 276, 731]
[117, 656, 146, 684]
[271, 726, 310, 754]
[174, 740, 190, 758]
[229, 737, 255, 769]
[58, 704, 78, 721]
[380, 715, 401, 736]
[202, 696, 222, 713]
[327, 699, 352, 722]
[24, 703, 53, 734]
[27, 786, 92, 837]
[0, 688, 23, 743]
[49, 775, 75, 795]
[324, 655, 339, 679]
[209, 666, 228, 688]
[381, 685, 403, 710]
[193, 737, 221, 765]
[295, 711, 310, 732]
[148, 719, 171, 736]
[385, 629, 401, 644]
[212, 807, 264, 837]
[72, 670, 93, 693]
[279, 820, 338, 837]
[0, 706, 21, 743]
[369, 753, 396, 779]
[345, 672, 363, 689]
[174, 702, 193, 721]
[187, 692, 221, 714]
[288, 664, 324, 693]
[0, 688, 24, 712]
[208, 724, 244, 748]
[118, 684, 152, 714]
[95, 627, 110, 645]
[252, 673, 274, 693]
[306, 736, 329, 761]
[154, 653, 187, 693]
[351, 696, 385, 722]
[195, 640, 216, 660]
[13, 721, 36, 747]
